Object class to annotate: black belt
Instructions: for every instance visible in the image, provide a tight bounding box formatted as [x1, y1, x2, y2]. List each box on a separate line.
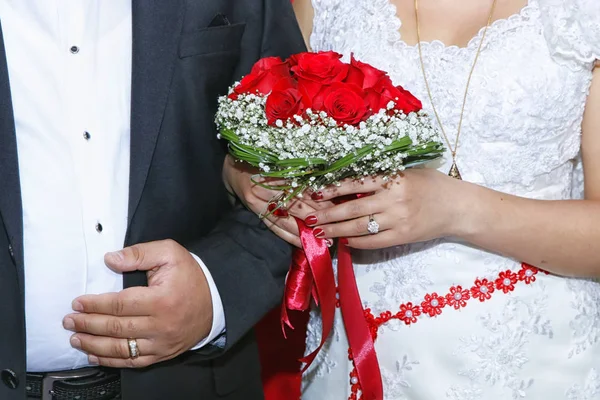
[26, 367, 120, 400]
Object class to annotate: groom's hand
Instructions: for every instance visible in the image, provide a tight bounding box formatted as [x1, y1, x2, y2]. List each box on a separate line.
[62, 240, 213, 368]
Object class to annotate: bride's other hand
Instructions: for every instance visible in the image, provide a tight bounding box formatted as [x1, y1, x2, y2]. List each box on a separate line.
[305, 169, 469, 249]
[223, 155, 331, 247]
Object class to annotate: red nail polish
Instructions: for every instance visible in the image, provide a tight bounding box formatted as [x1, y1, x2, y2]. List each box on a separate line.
[313, 228, 325, 238]
[305, 215, 318, 225]
[268, 202, 288, 217]
[325, 239, 334, 247]
[311, 191, 324, 201]
[274, 208, 289, 217]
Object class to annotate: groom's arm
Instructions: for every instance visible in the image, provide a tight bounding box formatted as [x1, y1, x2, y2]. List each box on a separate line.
[188, 0, 307, 354]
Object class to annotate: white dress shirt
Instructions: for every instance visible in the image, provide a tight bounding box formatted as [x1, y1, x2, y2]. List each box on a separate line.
[0, 1, 225, 372]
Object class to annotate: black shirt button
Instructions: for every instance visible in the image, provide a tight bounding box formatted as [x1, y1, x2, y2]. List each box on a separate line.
[96, 223, 103, 233]
[83, 131, 91, 140]
[1, 369, 19, 389]
[70, 46, 79, 54]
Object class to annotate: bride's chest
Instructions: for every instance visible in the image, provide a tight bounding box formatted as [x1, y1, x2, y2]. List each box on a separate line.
[311, 0, 592, 194]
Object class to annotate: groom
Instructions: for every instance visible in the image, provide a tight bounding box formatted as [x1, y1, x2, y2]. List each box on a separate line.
[0, 1, 304, 399]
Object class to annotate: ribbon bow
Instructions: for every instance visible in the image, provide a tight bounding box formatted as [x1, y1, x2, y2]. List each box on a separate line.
[256, 216, 383, 400]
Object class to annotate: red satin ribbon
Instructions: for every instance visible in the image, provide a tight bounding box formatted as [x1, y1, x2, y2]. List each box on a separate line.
[283, 218, 336, 369]
[256, 216, 383, 400]
[337, 239, 383, 400]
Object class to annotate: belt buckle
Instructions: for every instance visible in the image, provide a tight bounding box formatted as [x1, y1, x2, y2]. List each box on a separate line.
[41, 368, 99, 400]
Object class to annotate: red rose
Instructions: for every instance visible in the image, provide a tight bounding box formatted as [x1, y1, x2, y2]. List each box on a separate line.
[250, 57, 287, 75]
[286, 53, 300, 68]
[265, 78, 304, 126]
[290, 51, 349, 107]
[365, 76, 422, 114]
[230, 57, 291, 98]
[313, 83, 370, 126]
[350, 56, 387, 89]
[344, 62, 365, 88]
[393, 85, 422, 114]
[291, 51, 348, 83]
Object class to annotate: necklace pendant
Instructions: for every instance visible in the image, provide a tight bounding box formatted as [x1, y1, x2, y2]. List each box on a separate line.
[448, 162, 462, 180]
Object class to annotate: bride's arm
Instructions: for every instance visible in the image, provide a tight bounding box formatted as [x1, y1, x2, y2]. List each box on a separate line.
[305, 67, 600, 278]
[457, 66, 600, 276]
[292, 0, 314, 50]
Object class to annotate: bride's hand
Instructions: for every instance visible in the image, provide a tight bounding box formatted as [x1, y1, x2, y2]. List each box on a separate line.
[305, 169, 468, 249]
[223, 155, 332, 247]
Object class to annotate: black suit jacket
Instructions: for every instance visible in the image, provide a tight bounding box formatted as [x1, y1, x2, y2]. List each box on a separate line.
[0, 1, 306, 399]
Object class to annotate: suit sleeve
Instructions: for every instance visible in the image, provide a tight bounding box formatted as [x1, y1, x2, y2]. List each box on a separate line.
[187, 0, 307, 355]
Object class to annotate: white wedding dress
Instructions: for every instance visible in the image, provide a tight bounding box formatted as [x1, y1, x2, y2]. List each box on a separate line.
[301, 0, 600, 399]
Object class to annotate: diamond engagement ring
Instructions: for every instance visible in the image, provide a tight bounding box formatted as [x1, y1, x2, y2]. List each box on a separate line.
[367, 215, 380, 234]
[127, 338, 140, 359]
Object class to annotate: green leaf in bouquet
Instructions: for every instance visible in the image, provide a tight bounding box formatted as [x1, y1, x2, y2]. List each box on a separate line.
[275, 157, 328, 168]
[312, 144, 376, 177]
[228, 142, 278, 164]
[380, 136, 413, 152]
[258, 165, 315, 178]
[249, 175, 294, 191]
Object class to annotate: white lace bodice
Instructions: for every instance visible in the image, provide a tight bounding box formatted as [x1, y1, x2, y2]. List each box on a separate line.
[302, 1, 600, 399]
[311, 0, 598, 200]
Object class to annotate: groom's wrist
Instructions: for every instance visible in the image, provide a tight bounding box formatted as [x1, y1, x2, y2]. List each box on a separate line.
[189, 253, 226, 350]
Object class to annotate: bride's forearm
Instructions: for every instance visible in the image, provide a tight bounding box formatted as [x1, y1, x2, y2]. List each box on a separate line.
[456, 182, 600, 277]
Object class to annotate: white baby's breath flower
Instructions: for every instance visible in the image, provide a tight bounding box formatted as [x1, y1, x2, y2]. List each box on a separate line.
[215, 90, 442, 192]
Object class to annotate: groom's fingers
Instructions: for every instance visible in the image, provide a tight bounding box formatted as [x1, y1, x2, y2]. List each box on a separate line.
[72, 287, 154, 316]
[64, 313, 154, 338]
[104, 239, 187, 273]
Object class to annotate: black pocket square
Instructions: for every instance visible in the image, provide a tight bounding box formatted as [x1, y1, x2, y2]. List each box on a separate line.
[208, 13, 230, 27]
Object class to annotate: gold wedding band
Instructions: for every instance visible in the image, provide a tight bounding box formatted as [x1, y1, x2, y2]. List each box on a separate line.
[127, 338, 140, 359]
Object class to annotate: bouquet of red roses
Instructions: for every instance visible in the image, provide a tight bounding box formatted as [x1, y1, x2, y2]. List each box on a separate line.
[216, 51, 443, 208]
[217, 51, 443, 400]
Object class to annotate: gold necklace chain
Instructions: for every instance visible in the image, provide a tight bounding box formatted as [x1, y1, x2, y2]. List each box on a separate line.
[415, 0, 498, 179]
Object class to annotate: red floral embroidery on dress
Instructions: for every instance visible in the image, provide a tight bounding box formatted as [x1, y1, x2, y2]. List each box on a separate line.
[349, 369, 360, 399]
[398, 302, 421, 325]
[519, 264, 539, 284]
[470, 278, 495, 302]
[346, 263, 544, 400]
[445, 285, 470, 310]
[495, 270, 518, 293]
[420, 293, 446, 317]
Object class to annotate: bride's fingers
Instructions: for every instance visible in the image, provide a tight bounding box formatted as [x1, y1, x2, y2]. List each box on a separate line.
[313, 213, 388, 239]
[310, 176, 390, 201]
[262, 218, 302, 248]
[250, 185, 322, 217]
[286, 199, 320, 218]
[264, 213, 301, 237]
[304, 197, 381, 226]
[251, 182, 287, 202]
[346, 230, 397, 250]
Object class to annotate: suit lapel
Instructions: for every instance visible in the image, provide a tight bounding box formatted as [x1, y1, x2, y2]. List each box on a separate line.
[128, 0, 184, 223]
[0, 21, 24, 286]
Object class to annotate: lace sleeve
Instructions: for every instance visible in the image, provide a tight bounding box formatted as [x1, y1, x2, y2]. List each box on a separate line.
[539, 0, 600, 68]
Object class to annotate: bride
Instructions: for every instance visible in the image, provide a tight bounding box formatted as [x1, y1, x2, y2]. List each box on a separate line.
[225, 0, 600, 398]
